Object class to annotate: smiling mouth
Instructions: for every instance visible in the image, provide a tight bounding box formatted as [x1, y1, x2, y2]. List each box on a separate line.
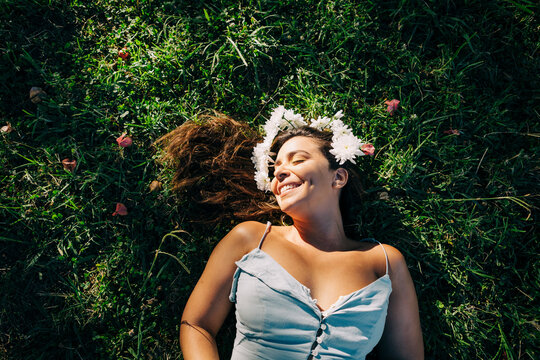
[279, 183, 302, 196]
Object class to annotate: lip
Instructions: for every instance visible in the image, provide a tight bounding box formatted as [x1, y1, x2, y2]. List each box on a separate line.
[277, 182, 303, 196]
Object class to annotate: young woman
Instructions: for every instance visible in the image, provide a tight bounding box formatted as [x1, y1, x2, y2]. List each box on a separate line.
[160, 107, 423, 359]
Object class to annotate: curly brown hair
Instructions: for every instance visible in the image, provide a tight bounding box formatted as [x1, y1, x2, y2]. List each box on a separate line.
[155, 113, 280, 223]
[156, 112, 365, 236]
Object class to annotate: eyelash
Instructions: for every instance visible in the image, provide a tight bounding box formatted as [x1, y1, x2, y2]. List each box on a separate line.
[271, 158, 305, 177]
[272, 158, 304, 168]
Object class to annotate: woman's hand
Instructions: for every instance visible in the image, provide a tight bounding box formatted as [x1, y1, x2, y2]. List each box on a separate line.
[179, 222, 264, 360]
[377, 245, 424, 360]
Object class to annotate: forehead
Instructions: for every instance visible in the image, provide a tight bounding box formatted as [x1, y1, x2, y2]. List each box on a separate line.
[275, 136, 323, 159]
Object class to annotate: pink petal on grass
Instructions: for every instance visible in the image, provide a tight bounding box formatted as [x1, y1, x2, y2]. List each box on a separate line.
[112, 203, 128, 216]
[62, 158, 77, 172]
[1, 123, 13, 133]
[116, 133, 133, 147]
[118, 48, 130, 60]
[361, 143, 375, 156]
[443, 129, 461, 135]
[385, 99, 400, 115]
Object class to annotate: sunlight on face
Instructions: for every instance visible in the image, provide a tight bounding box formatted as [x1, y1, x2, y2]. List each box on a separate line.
[270, 136, 338, 215]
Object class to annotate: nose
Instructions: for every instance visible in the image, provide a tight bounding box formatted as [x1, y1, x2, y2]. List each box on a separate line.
[273, 165, 290, 182]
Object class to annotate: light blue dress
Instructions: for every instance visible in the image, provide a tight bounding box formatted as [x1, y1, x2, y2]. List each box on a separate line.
[229, 222, 392, 360]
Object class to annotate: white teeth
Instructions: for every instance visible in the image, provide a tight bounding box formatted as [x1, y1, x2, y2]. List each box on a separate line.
[280, 183, 300, 194]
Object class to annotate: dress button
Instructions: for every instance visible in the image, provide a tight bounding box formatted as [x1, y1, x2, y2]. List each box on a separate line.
[316, 336, 323, 343]
[311, 349, 319, 356]
[321, 323, 327, 330]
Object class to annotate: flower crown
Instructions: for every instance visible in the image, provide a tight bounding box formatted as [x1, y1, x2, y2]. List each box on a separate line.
[252, 105, 374, 191]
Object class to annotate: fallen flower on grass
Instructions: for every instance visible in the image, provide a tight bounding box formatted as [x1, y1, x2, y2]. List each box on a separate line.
[385, 99, 400, 115]
[149, 180, 162, 192]
[443, 129, 461, 135]
[116, 133, 133, 147]
[118, 48, 130, 60]
[62, 158, 77, 172]
[1, 123, 13, 133]
[112, 203, 128, 216]
[30, 87, 47, 103]
[361, 143, 375, 156]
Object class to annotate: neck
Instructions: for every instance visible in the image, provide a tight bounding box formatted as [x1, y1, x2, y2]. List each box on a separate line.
[289, 212, 349, 251]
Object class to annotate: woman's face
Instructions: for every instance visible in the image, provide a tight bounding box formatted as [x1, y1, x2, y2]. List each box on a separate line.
[270, 136, 342, 216]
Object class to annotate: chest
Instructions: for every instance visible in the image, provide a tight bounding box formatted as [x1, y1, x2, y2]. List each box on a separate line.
[260, 240, 381, 310]
[230, 248, 392, 359]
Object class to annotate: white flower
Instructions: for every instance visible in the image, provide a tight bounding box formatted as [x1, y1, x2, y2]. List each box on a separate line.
[263, 126, 279, 145]
[252, 142, 270, 161]
[330, 120, 352, 138]
[263, 121, 277, 137]
[254, 170, 271, 191]
[269, 105, 285, 123]
[283, 109, 299, 121]
[290, 116, 307, 128]
[263, 118, 280, 136]
[260, 157, 272, 172]
[333, 110, 344, 120]
[329, 133, 364, 165]
[283, 109, 306, 128]
[309, 116, 332, 130]
[252, 106, 369, 191]
[330, 119, 344, 130]
[263, 106, 286, 135]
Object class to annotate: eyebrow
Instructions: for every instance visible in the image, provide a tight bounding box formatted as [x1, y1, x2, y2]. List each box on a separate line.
[274, 150, 310, 166]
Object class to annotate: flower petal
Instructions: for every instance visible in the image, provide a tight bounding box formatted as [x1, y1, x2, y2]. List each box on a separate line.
[112, 203, 128, 216]
[62, 158, 77, 172]
[118, 48, 130, 60]
[116, 133, 133, 147]
[443, 129, 461, 135]
[384, 99, 400, 115]
[1, 123, 13, 133]
[361, 143, 375, 156]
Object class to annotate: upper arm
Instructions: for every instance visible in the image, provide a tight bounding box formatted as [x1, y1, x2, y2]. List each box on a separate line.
[378, 245, 424, 360]
[180, 221, 262, 337]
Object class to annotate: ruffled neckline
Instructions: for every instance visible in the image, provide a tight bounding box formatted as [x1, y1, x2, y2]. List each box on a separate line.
[236, 247, 392, 315]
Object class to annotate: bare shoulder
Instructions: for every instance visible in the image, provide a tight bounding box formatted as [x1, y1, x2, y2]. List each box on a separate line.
[380, 244, 406, 266]
[377, 243, 424, 357]
[379, 244, 413, 284]
[218, 221, 269, 257]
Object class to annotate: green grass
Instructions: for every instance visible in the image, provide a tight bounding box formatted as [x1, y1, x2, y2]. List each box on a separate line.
[1, 0, 538, 359]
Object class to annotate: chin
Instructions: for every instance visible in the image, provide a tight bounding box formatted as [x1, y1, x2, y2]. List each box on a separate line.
[277, 198, 307, 219]
[276, 199, 294, 214]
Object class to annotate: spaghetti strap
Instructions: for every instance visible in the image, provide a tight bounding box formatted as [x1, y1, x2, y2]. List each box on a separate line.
[375, 240, 389, 275]
[258, 221, 272, 249]
[364, 239, 389, 275]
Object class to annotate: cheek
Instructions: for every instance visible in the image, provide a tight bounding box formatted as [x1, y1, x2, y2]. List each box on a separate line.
[270, 177, 278, 195]
[313, 169, 335, 188]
